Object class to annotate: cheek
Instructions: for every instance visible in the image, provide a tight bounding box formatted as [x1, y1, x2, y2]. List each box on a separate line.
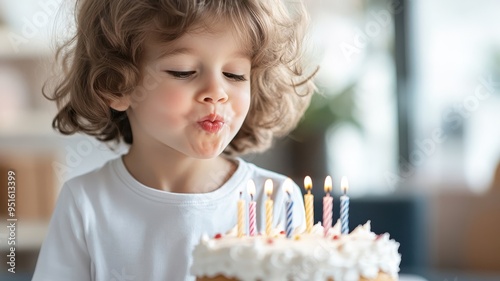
[160, 88, 190, 110]
[233, 89, 251, 117]
[133, 84, 191, 125]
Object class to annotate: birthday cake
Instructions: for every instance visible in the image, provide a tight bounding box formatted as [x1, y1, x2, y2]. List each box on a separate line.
[191, 220, 401, 281]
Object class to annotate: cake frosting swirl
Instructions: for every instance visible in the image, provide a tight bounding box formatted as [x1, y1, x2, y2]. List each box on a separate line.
[191, 221, 401, 281]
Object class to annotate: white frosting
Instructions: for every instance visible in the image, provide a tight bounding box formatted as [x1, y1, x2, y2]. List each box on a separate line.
[191, 221, 401, 281]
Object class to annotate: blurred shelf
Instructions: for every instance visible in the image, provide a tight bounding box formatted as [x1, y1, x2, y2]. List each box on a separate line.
[0, 110, 72, 150]
[0, 27, 53, 59]
[0, 219, 48, 251]
[0, 111, 56, 135]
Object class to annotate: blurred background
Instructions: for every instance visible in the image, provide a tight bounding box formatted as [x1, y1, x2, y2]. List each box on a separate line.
[1, 0, 499, 280]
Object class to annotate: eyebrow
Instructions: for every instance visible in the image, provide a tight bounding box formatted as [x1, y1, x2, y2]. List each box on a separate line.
[155, 47, 251, 61]
[155, 47, 193, 60]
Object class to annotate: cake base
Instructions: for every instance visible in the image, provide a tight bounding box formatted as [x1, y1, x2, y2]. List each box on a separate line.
[197, 272, 396, 281]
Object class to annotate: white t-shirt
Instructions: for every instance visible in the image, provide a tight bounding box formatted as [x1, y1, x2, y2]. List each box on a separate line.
[33, 157, 306, 281]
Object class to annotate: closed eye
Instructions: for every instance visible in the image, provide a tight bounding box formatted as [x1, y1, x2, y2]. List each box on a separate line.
[166, 71, 196, 79]
[223, 72, 247, 82]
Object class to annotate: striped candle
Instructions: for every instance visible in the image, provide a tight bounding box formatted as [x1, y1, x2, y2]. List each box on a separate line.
[264, 179, 274, 236]
[304, 176, 314, 233]
[340, 176, 350, 235]
[247, 180, 257, 236]
[237, 191, 245, 238]
[284, 178, 294, 238]
[249, 201, 256, 236]
[323, 176, 333, 237]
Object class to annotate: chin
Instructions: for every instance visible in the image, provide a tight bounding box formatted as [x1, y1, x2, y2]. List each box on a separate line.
[188, 139, 230, 159]
[192, 153, 220, 160]
[190, 148, 225, 159]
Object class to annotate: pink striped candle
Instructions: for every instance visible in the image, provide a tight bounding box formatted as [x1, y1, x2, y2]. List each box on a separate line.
[247, 180, 257, 236]
[323, 176, 333, 237]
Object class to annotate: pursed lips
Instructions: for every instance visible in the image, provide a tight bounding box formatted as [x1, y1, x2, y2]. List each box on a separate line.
[198, 113, 225, 133]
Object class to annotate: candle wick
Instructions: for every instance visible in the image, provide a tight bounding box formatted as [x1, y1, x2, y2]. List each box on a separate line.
[239, 191, 242, 199]
[251, 194, 254, 201]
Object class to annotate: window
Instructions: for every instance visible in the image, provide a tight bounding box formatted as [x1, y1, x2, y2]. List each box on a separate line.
[409, 0, 500, 193]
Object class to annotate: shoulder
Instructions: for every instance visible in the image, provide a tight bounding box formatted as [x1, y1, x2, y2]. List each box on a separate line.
[235, 158, 303, 200]
[54, 157, 124, 217]
[236, 158, 290, 184]
[235, 158, 300, 196]
[62, 156, 121, 196]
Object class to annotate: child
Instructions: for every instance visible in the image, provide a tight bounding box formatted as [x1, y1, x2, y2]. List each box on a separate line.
[33, 0, 316, 280]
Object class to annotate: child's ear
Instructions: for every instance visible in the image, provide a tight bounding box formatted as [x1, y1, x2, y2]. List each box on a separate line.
[109, 95, 131, 111]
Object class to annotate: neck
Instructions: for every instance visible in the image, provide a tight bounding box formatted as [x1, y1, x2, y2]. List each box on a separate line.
[123, 143, 236, 193]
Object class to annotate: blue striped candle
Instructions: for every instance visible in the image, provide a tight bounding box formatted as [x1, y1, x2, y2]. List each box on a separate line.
[286, 197, 293, 238]
[340, 176, 350, 235]
[284, 178, 294, 238]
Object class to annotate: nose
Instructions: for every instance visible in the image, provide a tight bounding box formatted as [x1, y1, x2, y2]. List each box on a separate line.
[197, 75, 228, 104]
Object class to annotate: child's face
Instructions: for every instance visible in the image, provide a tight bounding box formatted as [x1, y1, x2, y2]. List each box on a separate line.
[125, 24, 251, 159]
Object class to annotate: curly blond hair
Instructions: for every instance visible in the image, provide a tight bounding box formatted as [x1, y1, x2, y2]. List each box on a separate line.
[47, 0, 316, 155]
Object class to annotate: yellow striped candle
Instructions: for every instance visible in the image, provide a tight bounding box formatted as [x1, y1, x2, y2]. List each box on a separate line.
[237, 191, 245, 238]
[304, 176, 314, 233]
[265, 179, 274, 236]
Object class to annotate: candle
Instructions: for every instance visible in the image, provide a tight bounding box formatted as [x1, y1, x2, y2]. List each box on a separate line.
[247, 180, 257, 236]
[237, 191, 245, 238]
[304, 176, 314, 233]
[265, 179, 274, 236]
[323, 176, 333, 237]
[340, 176, 350, 235]
[283, 178, 294, 238]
